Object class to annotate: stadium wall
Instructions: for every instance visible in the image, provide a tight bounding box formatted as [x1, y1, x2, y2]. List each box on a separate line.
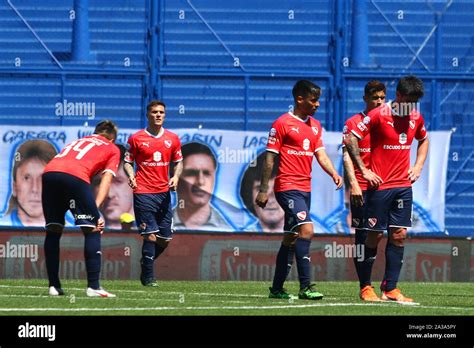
[0, 230, 471, 282]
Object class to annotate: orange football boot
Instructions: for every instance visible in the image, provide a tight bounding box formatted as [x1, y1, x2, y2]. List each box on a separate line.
[381, 288, 413, 302]
[359, 285, 382, 302]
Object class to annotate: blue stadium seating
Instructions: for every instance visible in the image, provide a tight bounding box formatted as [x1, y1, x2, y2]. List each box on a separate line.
[0, 0, 472, 236]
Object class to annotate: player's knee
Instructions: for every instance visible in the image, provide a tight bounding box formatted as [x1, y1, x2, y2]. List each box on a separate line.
[81, 226, 98, 234]
[366, 231, 383, 249]
[297, 223, 313, 239]
[143, 233, 157, 242]
[46, 225, 63, 234]
[156, 238, 170, 249]
[282, 233, 298, 246]
[389, 228, 407, 247]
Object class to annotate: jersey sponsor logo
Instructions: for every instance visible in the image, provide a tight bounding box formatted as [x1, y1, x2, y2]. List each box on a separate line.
[75, 214, 94, 220]
[142, 142, 150, 148]
[312, 126, 319, 136]
[290, 127, 300, 134]
[399, 132, 407, 144]
[383, 144, 411, 150]
[303, 138, 310, 150]
[296, 211, 307, 221]
[368, 217, 377, 228]
[409, 120, 415, 129]
[164, 140, 172, 148]
[269, 128, 277, 137]
[360, 147, 371, 152]
[153, 151, 162, 162]
[287, 149, 313, 156]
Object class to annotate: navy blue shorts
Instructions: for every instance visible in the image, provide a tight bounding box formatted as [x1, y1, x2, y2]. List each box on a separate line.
[350, 190, 367, 229]
[42, 172, 100, 228]
[364, 187, 413, 231]
[275, 190, 312, 233]
[133, 192, 173, 239]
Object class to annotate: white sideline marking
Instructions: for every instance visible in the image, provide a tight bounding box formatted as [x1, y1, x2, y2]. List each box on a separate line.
[0, 284, 145, 293]
[0, 303, 472, 312]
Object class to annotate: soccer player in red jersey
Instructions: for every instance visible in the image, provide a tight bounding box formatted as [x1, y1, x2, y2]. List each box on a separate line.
[124, 100, 183, 287]
[342, 80, 386, 301]
[42, 120, 120, 297]
[344, 76, 429, 303]
[256, 80, 343, 300]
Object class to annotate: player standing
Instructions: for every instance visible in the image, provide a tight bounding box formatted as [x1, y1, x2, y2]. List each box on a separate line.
[42, 120, 120, 297]
[342, 80, 386, 301]
[344, 75, 429, 302]
[124, 100, 183, 287]
[256, 80, 343, 300]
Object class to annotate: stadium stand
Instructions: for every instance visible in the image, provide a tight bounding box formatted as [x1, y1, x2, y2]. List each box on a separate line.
[0, 0, 472, 236]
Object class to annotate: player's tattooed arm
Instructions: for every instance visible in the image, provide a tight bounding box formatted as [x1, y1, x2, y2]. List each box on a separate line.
[343, 147, 364, 206]
[409, 137, 429, 183]
[123, 161, 137, 189]
[344, 133, 382, 188]
[315, 149, 343, 189]
[255, 151, 277, 208]
[169, 160, 183, 190]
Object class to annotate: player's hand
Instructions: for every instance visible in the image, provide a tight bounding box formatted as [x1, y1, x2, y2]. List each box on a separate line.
[408, 166, 422, 183]
[255, 192, 269, 209]
[332, 174, 343, 190]
[96, 217, 105, 234]
[350, 185, 364, 207]
[128, 176, 137, 189]
[169, 176, 179, 191]
[362, 169, 383, 188]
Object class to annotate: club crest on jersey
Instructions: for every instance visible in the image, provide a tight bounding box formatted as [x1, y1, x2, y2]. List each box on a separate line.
[312, 126, 319, 136]
[297, 211, 307, 221]
[409, 120, 415, 129]
[303, 138, 310, 150]
[164, 140, 172, 148]
[399, 133, 407, 144]
[368, 218, 377, 228]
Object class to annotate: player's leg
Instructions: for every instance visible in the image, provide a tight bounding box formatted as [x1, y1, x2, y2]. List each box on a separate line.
[134, 193, 162, 286]
[268, 190, 299, 298]
[42, 172, 67, 296]
[358, 189, 389, 301]
[381, 188, 413, 302]
[350, 190, 368, 288]
[71, 178, 115, 297]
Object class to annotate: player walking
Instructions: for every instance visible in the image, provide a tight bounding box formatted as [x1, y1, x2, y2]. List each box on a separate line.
[124, 100, 183, 287]
[256, 80, 343, 300]
[342, 80, 386, 301]
[42, 120, 120, 297]
[344, 75, 429, 303]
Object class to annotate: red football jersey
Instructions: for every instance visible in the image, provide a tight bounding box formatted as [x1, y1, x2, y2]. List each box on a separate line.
[342, 112, 371, 190]
[351, 104, 428, 190]
[266, 112, 324, 192]
[125, 128, 183, 194]
[44, 134, 120, 184]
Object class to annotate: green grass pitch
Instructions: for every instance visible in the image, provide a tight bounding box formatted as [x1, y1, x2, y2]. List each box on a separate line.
[0, 280, 472, 316]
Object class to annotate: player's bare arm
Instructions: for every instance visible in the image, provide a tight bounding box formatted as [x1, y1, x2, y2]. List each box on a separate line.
[169, 160, 183, 190]
[123, 161, 137, 189]
[95, 171, 114, 209]
[408, 137, 429, 183]
[343, 147, 364, 206]
[314, 149, 343, 190]
[344, 133, 382, 187]
[255, 151, 277, 208]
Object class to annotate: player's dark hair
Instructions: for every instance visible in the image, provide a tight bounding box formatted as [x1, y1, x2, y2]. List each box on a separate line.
[240, 152, 279, 216]
[181, 142, 217, 168]
[8, 140, 57, 214]
[364, 80, 386, 96]
[94, 120, 118, 142]
[396, 75, 424, 100]
[292, 80, 321, 100]
[147, 100, 166, 112]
